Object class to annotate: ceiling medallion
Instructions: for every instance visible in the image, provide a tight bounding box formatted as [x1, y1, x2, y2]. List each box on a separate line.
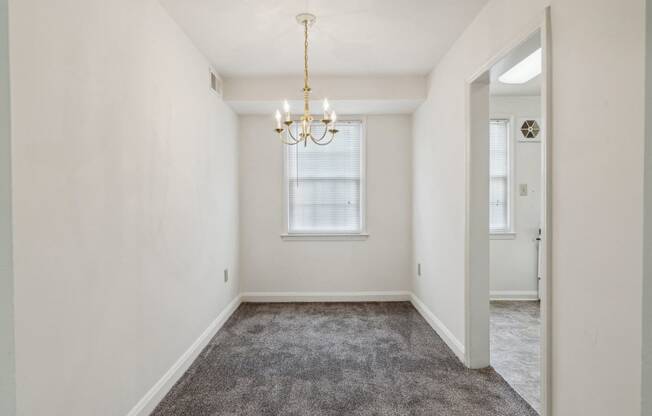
[274, 13, 338, 146]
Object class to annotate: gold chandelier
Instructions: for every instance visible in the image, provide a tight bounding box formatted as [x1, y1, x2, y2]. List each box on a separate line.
[274, 13, 338, 146]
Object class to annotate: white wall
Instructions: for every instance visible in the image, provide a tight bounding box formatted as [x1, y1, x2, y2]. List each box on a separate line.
[0, 0, 15, 413]
[412, 0, 550, 353]
[223, 75, 426, 118]
[224, 76, 427, 102]
[489, 95, 541, 298]
[552, 1, 643, 414]
[8, 1, 239, 415]
[5, 0, 648, 414]
[412, 0, 645, 414]
[239, 115, 412, 294]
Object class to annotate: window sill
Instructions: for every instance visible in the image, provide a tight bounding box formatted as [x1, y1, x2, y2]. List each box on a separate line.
[281, 233, 370, 241]
[490, 232, 516, 240]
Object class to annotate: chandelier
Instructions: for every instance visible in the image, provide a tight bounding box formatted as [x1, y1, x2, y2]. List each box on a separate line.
[274, 13, 338, 146]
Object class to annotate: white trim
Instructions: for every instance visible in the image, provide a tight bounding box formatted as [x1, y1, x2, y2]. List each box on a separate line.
[123, 291, 474, 416]
[281, 233, 369, 241]
[489, 232, 516, 240]
[465, 77, 492, 369]
[465, 8, 552, 415]
[490, 290, 539, 301]
[126, 295, 242, 416]
[410, 293, 465, 362]
[240, 291, 410, 303]
[282, 116, 368, 236]
[360, 116, 368, 234]
[539, 8, 553, 415]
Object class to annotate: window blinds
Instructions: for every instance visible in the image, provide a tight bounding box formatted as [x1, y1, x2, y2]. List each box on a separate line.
[489, 119, 510, 232]
[286, 120, 362, 233]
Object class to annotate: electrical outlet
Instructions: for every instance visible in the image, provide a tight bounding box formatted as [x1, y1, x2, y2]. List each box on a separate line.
[223, 269, 229, 283]
[417, 263, 422, 277]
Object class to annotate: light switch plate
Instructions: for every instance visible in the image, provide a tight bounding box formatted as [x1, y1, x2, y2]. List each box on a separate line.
[223, 269, 229, 283]
[519, 184, 528, 196]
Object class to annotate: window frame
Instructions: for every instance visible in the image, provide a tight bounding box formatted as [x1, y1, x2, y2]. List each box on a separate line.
[489, 116, 516, 238]
[281, 116, 368, 241]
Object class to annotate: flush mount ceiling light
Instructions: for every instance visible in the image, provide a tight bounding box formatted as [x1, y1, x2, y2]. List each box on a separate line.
[274, 13, 338, 146]
[498, 48, 542, 84]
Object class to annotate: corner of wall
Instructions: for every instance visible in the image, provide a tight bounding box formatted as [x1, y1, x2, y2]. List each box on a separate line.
[0, 0, 15, 412]
[642, 0, 652, 413]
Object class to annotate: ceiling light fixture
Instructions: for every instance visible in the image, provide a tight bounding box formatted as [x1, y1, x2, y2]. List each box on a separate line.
[498, 48, 542, 84]
[274, 13, 338, 146]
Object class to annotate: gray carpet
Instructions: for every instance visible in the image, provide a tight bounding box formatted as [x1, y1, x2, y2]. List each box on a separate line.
[152, 302, 537, 416]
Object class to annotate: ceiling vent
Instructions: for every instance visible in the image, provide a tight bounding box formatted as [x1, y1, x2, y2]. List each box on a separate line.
[210, 69, 223, 97]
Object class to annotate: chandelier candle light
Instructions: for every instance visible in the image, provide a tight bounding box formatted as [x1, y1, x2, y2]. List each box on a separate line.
[274, 13, 338, 146]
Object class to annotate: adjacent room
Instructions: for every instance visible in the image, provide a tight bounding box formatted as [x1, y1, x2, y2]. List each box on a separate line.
[488, 32, 543, 413]
[0, 1, 649, 416]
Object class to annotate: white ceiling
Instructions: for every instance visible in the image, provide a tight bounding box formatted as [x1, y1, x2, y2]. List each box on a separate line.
[490, 75, 541, 96]
[159, 0, 489, 77]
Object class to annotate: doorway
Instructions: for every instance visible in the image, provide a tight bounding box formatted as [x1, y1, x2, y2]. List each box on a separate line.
[488, 33, 542, 413]
[464, 8, 551, 416]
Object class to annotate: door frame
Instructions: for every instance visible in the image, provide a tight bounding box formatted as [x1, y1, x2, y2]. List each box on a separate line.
[464, 7, 552, 416]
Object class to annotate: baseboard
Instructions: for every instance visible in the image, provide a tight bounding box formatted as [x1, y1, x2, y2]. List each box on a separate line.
[240, 291, 411, 303]
[125, 290, 465, 416]
[490, 290, 539, 301]
[409, 293, 465, 363]
[126, 295, 242, 416]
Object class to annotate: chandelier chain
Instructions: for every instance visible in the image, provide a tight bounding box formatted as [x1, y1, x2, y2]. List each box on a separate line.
[304, 21, 309, 92]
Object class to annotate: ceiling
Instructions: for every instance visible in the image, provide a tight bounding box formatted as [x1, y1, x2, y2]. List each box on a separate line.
[490, 32, 541, 96]
[490, 75, 540, 96]
[159, 0, 489, 77]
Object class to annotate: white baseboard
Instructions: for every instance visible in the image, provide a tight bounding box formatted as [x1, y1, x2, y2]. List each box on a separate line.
[490, 290, 539, 301]
[410, 293, 465, 363]
[126, 290, 466, 416]
[126, 295, 242, 416]
[240, 291, 411, 303]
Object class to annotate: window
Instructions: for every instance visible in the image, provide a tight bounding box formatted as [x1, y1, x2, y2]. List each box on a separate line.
[489, 119, 512, 233]
[284, 120, 365, 236]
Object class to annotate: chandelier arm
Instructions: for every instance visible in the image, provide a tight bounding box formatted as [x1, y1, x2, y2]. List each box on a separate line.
[310, 126, 331, 143]
[280, 137, 302, 146]
[310, 131, 336, 146]
[287, 126, 303, 142]
[279, 129, 302, 145]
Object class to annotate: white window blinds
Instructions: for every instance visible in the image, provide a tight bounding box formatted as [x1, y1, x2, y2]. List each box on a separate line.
[489, 119, 510, 232]
[286, 120, 363, 233]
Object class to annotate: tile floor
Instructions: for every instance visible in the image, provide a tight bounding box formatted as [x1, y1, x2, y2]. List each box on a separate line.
[490, 300, 541, 413]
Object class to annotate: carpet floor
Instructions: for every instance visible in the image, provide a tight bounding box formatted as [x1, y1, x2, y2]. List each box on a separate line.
[152, 302, 537, 416]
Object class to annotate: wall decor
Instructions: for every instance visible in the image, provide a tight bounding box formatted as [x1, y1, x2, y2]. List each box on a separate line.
[518, 118, 541, 142]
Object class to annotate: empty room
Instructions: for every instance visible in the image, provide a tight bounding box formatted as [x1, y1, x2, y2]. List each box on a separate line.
[1, 0, 650, 416]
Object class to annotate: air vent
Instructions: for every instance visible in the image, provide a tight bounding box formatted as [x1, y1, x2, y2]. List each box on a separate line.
[209, 70, 223, 96]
